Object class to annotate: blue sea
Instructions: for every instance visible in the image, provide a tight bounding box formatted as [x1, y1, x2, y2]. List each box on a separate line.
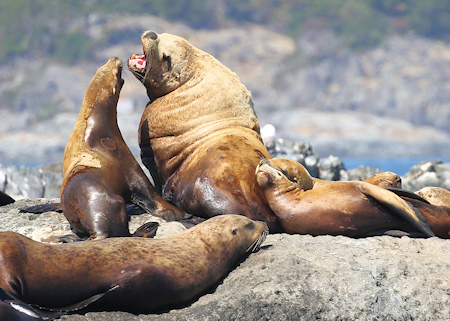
[341, 157, 450, 176]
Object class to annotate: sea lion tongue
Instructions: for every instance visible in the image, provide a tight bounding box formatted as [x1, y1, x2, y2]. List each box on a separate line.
[129, 54, 146, 70]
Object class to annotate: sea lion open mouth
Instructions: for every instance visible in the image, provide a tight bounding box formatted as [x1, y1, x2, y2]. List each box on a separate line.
[128, 53, 147, 80]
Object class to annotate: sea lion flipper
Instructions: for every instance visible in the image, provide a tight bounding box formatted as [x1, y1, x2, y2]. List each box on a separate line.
[0, 191, 15, 206]
[132, 222, 159, 238]
[19, 203, 62, 214]
[382, 187, 430, 203]
[0, 288, 61, 320]
[363, 184, 435, 237]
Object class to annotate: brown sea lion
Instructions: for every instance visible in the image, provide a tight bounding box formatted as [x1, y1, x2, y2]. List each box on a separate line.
[255, 158, 435, 237]
[0, 215, 268, 314]
[409, 187, 450, 238]
[363, 171, 402, 188]
[62, 56, 187, 240]
[128, 31, 280, 231]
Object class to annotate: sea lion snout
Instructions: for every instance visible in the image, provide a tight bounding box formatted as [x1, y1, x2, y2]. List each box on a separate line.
[142, 30, 158, 40]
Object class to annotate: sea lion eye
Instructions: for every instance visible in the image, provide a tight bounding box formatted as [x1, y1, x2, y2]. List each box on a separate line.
[232, 229, 237, 235]
[245, 222, 254, 230]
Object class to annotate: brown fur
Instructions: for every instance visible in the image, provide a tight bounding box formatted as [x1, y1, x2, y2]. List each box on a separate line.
[363, 172, 402, 188]
[129, 32, 280, 231]
[0, 215, 268, 314]
[412, 187, 450, 237]
[62, 57, 186, 240]
[255, 158, 435, 237]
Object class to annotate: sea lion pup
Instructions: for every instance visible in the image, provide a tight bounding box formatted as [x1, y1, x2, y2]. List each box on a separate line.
[363, 172, 402, 188]
[0, 215, 268, 314]
[255, 158, 435, 237]
[128, 31, 280, 231]
[62, 56, 187, 240]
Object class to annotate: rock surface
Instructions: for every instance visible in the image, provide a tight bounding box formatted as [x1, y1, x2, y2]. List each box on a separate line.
[0, 199, 448, 321]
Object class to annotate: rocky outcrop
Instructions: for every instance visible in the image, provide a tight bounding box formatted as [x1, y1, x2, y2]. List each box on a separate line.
[0, 198, 448, 321]
[2, 136, 450, 201]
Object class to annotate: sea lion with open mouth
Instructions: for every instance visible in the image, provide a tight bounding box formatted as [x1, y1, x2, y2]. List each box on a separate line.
[128, 31, 281, 231]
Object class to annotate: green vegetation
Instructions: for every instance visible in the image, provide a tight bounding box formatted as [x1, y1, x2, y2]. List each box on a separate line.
[0, 0, 448, 64]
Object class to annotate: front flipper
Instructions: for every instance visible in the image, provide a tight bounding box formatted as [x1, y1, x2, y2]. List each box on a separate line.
[362, 183, 435, 237]
[382, 187, 430, 203]
[19, 203, 62, 214]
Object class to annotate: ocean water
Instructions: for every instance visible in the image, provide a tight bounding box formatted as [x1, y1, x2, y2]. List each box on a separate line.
[341, 157, 450, 176]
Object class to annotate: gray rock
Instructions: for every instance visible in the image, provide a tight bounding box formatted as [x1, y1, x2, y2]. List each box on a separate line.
[0, 199, 448, 320]
[402, 160, 450, 191]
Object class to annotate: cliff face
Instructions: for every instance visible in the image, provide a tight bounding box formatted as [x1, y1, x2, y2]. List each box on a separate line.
[1, 15, 449, 165]
[0, 199, 448, 320]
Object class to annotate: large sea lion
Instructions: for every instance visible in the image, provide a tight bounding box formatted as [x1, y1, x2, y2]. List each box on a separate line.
[128, 31, 280, 231]
[62, 56, 187, 240]
[255, 158, 435, 237]
[0, 215, 268, 314]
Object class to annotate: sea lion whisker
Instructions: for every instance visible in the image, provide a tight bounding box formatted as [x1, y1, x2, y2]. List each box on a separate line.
[247, 229, 268, 253]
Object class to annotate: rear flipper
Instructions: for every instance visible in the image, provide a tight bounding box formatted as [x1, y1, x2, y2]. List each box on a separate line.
[19, 203, 62, 214]
[176, 215, 206, 229]
[59, 234, 87, 243]
[132, 222, 159, 238]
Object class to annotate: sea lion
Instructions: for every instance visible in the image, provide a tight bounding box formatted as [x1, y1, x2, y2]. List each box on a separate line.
[363, 172, 402, 188]
[255, 158, 435, 237]
[0, 215, 268, 314]
[128, 31, 280, 231]
[409, 187, 450, 238]
[62, 56, 187, 240]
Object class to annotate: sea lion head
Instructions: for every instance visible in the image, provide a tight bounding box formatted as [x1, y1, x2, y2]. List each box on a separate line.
[128, 31, 197, 100]
[256, 158, 314, 191]
[416, 187, 450, 208]
[85, 56, 124, 105]
[193, 215, 269, 254]
[364, 171, 402, 188]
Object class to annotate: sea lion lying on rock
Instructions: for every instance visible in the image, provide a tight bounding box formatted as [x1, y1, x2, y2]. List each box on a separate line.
[61, 56, 187, 240]
[255, 158, 435, 238]
[0, 215, 268, 315]
[128, 31, 280, 231]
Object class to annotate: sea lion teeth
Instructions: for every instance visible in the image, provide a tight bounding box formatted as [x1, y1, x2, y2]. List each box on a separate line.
[132, 31, 282, 232]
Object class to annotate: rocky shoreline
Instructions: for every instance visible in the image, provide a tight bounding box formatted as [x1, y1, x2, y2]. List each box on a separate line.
[0, 198, 448, 320]
[0, 137, 449, 320]
[2, 137, 450, 201]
